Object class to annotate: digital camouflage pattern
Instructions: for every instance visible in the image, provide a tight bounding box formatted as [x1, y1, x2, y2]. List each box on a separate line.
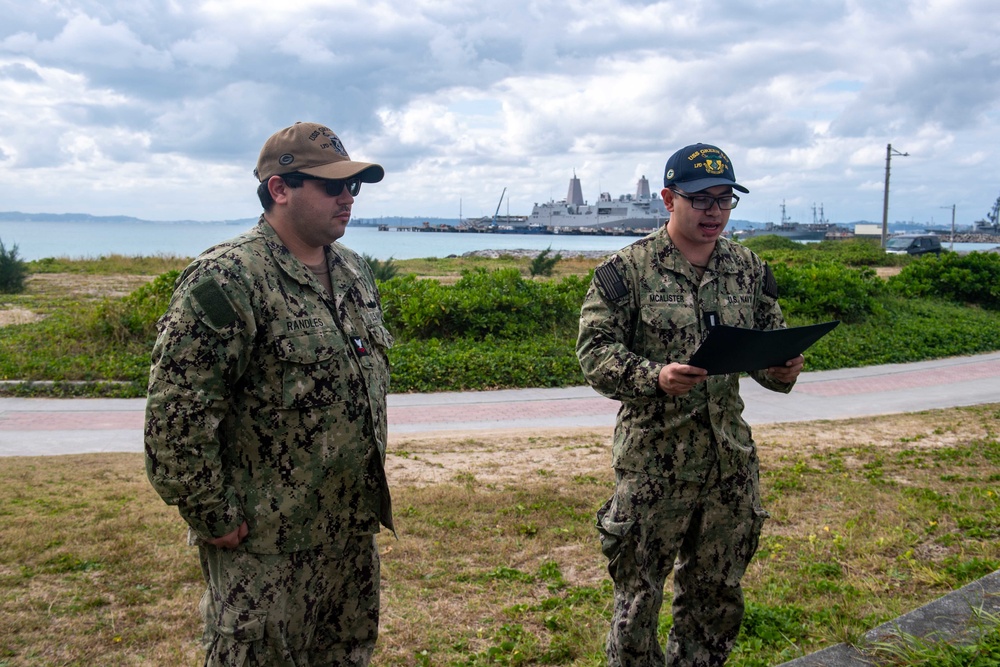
[597, 466, 766, 666]
[577, 225, 794, 666]
[199, 534, 380, 666]
[577, 225, 792, 482]
[145, 216, 394, 554]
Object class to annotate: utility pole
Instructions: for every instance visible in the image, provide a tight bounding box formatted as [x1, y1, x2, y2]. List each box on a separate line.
[881, 143, 909, 248]
[940, 204, 956, 251]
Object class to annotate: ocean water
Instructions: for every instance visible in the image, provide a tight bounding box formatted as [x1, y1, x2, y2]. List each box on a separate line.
[1, 218, 997, 262]
[0, 219, 641, 262]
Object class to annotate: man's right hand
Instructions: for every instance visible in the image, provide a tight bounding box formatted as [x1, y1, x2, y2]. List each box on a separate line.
[207, 521, 249, 549]
[658, 363, 708, 396]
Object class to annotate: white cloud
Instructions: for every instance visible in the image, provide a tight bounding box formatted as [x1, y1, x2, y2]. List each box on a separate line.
[171, 33, 239, 69]
[0, 0, 997, 227]
[25, 13, 172, 70]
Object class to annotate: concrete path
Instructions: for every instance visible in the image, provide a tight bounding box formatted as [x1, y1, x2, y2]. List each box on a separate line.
[2, 350, 1000, 456]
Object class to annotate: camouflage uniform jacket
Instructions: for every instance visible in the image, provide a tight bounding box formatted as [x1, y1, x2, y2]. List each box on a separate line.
[577, 226, 794, 482]
[145, 217, 394, 554]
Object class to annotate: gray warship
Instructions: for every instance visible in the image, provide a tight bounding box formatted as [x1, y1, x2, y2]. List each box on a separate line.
[527, 173, 668, 231]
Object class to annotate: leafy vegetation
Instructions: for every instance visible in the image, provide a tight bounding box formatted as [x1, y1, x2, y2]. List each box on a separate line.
[92, 270, 179, 346]
[380, 268, 586, 340]
[363, 252, 400, 282]
[528, 246, 562, 277]
[0, 238, 28, 294]
[742, 235, 909, 267]
[887, 251, 1000, 309]
[3, 244, 1000, 396]
[770, 262, 884, 324]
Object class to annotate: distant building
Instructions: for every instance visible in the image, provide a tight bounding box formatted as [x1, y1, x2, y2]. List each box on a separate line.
[854, 223, 882, 238]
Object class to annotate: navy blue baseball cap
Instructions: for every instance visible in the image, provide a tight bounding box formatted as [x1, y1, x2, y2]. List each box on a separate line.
[663, 143, 749, 193]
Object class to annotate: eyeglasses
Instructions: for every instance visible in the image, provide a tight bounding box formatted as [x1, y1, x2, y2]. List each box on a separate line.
[282, 173, 363, 197]
[671, 189, 739, 210]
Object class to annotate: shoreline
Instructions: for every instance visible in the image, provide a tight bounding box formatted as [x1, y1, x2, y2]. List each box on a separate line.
[461, 248, 613, 259]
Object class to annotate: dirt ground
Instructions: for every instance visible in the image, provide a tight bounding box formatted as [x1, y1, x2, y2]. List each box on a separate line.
[22, 272, 155, 299]
[384, 408, 995, 488]
[0, 273, 156, 326]
[875, 266, 903, 278]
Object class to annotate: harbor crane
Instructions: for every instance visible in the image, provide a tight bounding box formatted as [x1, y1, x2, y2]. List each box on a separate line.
[491, 188, 507, 227]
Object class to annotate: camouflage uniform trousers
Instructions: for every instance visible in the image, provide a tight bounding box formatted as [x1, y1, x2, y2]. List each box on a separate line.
[197, 533, 380, 667]
[596, 462, 767, 667]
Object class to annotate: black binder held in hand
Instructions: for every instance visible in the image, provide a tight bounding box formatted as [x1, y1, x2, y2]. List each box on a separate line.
[687, 320, 839, 375]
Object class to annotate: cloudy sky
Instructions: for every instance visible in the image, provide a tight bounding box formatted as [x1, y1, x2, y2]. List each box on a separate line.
[1, 0, 998, 227]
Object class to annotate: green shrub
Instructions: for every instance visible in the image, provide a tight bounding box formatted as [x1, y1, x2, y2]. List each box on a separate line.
[528, 247, 562, 277]
[363, 253, 400, 282]
[772, 262, 884, 324]
[91, 270, 180, 345]
[380, 269, 588, 340]
[888, 251, 1000, 309]
[813, 237, 902, 267]
[389, 335, 583, 392]
[788, 296, 1000, 370]
[0, 238, 28, 294]
[745, 237, 905, 268]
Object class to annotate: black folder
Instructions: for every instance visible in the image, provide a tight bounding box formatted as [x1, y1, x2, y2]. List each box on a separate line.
[687, 320, 839, 375]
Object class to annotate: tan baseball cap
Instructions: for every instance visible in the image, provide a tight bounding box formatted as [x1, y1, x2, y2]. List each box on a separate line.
[254, 122, 385, 183]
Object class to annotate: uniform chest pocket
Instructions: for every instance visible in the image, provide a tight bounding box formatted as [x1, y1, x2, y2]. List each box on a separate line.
[274, 329, 353, 408]
[356, 324, 393, 370]
[640, 303, 697, 331]
[719, 293, 755, 328]
[638, 303, 701, 363]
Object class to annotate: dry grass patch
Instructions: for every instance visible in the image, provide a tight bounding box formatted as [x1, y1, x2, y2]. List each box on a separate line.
[0, 309, 44, 327]
[25, 273, 156, 301]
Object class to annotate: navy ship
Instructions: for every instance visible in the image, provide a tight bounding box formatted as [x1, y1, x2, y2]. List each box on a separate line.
[526, 173, 668, 231]
[735, 202, 845, 241]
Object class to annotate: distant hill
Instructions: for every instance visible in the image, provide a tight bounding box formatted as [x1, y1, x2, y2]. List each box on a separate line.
[0, 211, 465, 228]
[0, 211, 257, 225]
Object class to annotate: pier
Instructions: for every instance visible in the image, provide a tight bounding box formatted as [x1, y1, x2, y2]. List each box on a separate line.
[379, 221, 654, 237]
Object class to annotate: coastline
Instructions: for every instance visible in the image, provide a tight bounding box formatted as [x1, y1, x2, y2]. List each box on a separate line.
[461, 248, 614, 259]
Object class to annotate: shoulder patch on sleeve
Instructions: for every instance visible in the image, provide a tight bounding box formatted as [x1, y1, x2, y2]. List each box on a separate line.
[762, 263, 779, 299]
[594, 259, 629, 304]
[191, 278, 239, 331]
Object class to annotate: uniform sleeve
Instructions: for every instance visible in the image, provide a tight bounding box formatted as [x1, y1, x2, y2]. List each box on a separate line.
[143, 266, 255, 540]
[576, 259, 664, 401]
[747, 260, 796, 394]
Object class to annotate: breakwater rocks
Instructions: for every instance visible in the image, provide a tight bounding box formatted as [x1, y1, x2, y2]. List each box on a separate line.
[949, 233, 1000, 244]
[460, 249, 613, 259]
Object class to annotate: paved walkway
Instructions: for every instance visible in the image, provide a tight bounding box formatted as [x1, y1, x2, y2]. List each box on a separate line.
[2, 351, 1000, 456]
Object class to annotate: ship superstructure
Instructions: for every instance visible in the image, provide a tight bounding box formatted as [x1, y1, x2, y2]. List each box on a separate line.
[527, 173, 668, 231]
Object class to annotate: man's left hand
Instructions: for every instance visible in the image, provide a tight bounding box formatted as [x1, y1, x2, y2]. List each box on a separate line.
[767, 354, 804, 383]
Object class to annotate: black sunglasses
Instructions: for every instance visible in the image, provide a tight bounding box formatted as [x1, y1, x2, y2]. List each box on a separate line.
[282, 173, 363, 197]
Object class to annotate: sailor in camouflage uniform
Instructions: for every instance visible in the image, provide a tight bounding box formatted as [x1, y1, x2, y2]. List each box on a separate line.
[577, 144, 804, 667]
[145, 122, 393, 666]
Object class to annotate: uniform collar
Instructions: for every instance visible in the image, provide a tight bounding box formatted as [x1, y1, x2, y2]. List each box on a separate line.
[655, 225, 740, 275]
[255, 215, 364, 291]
